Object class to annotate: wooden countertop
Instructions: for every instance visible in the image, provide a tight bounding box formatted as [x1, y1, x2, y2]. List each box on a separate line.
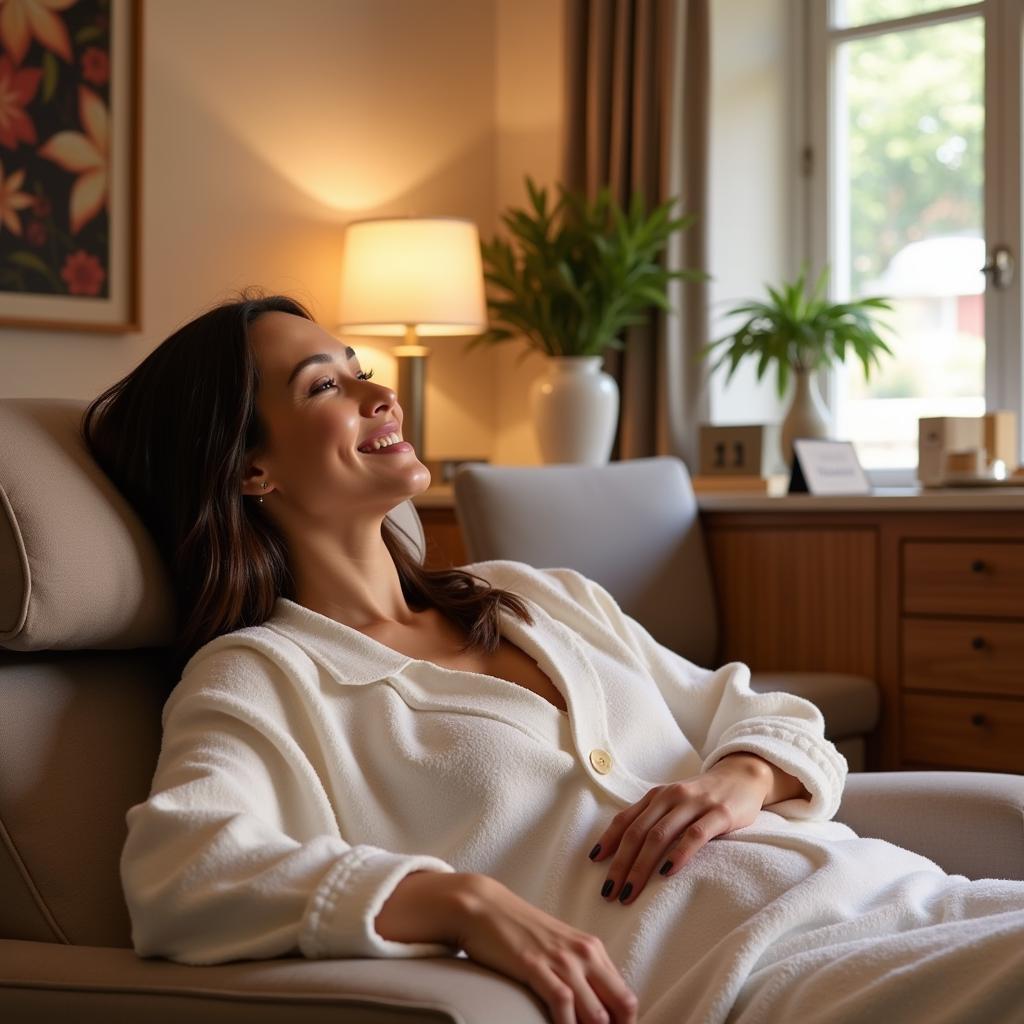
[696, 486, 1024, 512]
[413, 481, 1024, 512]
[412, 484, 456, 509]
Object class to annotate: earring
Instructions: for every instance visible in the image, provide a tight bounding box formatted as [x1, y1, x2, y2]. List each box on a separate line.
[257, 481, 268, 505]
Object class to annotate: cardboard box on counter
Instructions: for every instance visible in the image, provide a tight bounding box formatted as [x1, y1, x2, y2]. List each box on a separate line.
[918, 412, 1018, 486]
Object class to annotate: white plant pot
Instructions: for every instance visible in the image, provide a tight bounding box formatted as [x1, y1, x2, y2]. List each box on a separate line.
[530, 356, 619, 465]
[780, 367, 832, 467]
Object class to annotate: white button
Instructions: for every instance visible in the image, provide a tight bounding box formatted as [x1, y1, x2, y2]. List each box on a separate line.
[589, 748, 612, 774]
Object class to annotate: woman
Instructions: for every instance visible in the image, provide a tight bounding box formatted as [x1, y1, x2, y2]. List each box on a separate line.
[84, 291, 1024, 1024]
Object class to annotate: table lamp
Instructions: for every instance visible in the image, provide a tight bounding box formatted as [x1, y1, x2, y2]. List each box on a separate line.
[336, 216, 487, 461]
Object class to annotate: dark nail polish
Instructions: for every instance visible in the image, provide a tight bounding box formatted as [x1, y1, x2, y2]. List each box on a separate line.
[618, 882, 633, 902]
[660, 860, 672, 875]
[601, 880, 614, 898]
[589, 844, 601, 860]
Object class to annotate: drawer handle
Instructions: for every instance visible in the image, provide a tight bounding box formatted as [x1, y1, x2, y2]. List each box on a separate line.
[970, 559, 986, 573]
[971, 635, 986, 651]
[970, 713, 988, 728]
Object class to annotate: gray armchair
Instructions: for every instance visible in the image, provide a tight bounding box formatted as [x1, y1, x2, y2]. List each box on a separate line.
[452, 457, 880, 771]
[1, 399, 1021, 1023]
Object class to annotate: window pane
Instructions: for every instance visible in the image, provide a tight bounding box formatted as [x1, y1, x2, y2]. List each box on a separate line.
[834, 16, 985, 469]
[833, 0, 977, 29]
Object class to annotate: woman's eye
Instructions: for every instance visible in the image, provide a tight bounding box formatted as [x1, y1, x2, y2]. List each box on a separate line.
[309, 367, 374, 395]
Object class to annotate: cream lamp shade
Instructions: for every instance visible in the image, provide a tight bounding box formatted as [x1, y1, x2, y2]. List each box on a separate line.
[336, 216, 488, 462]
[336, 216, 487, 336]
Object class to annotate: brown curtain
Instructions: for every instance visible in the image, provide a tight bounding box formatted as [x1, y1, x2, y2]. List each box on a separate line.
[563, 0, 710, 467]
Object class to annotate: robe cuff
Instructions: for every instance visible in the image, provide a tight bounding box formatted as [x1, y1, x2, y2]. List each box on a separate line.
[701, 719, 848, 821]
[299, 845, 459, 959]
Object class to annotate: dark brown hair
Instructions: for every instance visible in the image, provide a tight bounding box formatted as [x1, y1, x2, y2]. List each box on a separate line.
[81, 288, 532, 674]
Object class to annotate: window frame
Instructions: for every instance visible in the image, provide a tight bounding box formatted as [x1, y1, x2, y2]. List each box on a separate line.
[799, 0, 1024, 484]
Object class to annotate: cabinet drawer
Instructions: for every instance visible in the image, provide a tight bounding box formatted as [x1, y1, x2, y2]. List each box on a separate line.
[902, 619, 1024, 698]
[902, 693, 1024, 772]
[903, 542, 1024, 616]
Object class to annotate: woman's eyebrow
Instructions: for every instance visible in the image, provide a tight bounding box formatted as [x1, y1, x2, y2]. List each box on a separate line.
[286, 347, 357, 387]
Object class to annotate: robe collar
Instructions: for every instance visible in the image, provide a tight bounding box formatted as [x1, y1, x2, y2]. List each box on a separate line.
[261, 589, 649, 805]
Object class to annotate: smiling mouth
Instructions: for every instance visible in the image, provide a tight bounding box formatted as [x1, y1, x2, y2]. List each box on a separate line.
[358, 431, 402, 452]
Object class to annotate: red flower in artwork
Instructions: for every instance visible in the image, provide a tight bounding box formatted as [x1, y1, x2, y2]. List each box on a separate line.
[25, 217, 45, 246]
[80, 46, 108, 86]
[0, 55, 41, 149]
[60, 248, 105, 295]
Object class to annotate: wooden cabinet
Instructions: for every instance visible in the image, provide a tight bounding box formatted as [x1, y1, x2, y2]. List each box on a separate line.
[702, 505, 1024, 773]
[703, 526, 877, 678]
[416, 507, 468, 569]
[902, 619, 1024, 697]
[903, 541, 1024, 616]
[901, 693, 1024, 773]
[898, 536, 1024, 773]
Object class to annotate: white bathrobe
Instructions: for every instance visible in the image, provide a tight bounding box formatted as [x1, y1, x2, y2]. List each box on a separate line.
[121, 560, 1024, 1023]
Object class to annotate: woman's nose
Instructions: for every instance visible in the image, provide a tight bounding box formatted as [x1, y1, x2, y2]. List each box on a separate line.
[361, 380, 398, 418]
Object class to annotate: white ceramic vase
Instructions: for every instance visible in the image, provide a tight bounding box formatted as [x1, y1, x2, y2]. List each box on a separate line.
[780, 366, 832, 466]
[530, 356, 619, 465]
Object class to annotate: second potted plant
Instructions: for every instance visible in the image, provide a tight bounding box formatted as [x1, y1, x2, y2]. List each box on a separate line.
[703, 266, 894, 467]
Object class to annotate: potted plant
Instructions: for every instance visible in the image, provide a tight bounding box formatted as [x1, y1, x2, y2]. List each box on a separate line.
[469, 175, 702, 464]
[703, 266, 894, 466]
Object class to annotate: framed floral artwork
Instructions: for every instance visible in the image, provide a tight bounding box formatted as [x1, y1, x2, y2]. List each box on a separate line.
[0, 0, 141, 332]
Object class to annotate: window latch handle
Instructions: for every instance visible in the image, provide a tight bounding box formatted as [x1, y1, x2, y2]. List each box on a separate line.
[982, 245, 1015, 290]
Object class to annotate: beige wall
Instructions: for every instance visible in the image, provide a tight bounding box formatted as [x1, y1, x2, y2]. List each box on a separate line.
[491, 0, 565, 465]
[707, 0, 796, 426]
[0, 0, 565, 465]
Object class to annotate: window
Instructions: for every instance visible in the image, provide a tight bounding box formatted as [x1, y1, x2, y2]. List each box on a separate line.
[804, 0, 1022, 477]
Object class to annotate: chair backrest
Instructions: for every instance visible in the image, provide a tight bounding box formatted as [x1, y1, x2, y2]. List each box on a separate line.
[452, 457, 718, 667]
[0, 397, 425, 948]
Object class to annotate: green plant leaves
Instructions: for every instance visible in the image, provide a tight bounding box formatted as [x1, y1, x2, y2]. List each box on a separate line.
[471, 173, 700, 357]
[706, 264, 895, 396]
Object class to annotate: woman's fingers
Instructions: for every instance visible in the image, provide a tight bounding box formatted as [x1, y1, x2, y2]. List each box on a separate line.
[657, 807, 732, 879]
[456, 876, 637, 1024]
[594, 785, 686, 900]
[599, 795, 733, 904]
[530, 961, 580, 1024]
[586, 943, 642, 1023]
[533, 947, 636, 1024]
[589, 789, 656, 865]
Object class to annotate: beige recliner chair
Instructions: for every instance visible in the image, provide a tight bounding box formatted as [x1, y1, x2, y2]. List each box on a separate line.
[453, 458, 880, 771]
[2, 398, 1022, 1022]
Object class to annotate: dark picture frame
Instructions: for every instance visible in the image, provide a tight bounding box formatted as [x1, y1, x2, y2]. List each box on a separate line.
[0, 0, 141, 332]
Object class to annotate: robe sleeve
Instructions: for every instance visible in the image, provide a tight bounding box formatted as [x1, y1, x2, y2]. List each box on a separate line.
[536, 566, 848, 821]
[120, 646, 460, 965]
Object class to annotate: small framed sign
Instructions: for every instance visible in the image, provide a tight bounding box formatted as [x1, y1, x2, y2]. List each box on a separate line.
[789, 439, 871, 495]
[699, 424, 784, 477]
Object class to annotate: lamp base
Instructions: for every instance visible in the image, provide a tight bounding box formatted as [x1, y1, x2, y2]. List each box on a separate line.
[395, 350, 427, 457]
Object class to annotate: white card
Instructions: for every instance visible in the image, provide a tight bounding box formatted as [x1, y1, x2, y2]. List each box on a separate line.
[790, 439, 871, 495]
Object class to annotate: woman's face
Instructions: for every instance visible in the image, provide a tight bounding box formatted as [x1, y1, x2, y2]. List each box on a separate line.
[244, 311, 430, 521]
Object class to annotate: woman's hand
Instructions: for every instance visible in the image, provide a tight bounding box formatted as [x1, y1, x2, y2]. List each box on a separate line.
[452, 873, 639, 1024]
[589, 753, 808, 905]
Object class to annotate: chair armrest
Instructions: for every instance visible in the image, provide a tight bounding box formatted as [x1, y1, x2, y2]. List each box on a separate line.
[0, 939, 548, 1024]
[835, 771, 1024, 881]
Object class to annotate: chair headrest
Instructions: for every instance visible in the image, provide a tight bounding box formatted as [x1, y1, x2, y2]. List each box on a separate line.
[0, 398, 425, 653]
